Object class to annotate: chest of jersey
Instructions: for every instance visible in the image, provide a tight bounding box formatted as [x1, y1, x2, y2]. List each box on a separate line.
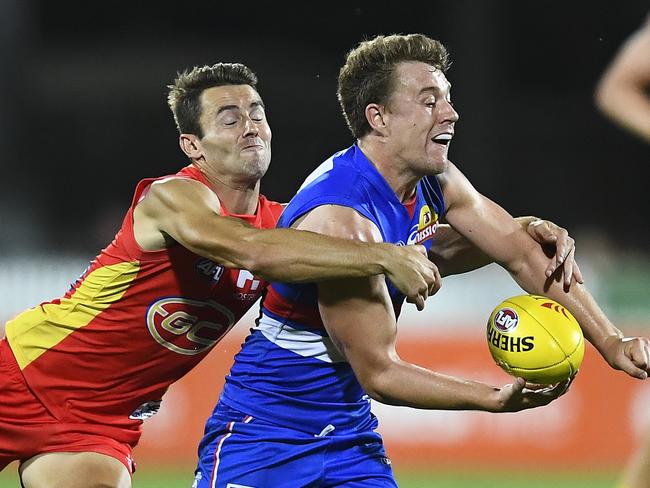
[141, 248, 266, 356]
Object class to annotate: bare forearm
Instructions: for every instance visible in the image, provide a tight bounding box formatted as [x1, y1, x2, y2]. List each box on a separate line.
[366, 359, 501, 411]
[511, 246, 623, 356]
[198, 225, 391, 283]
[432, 217, 538, 277]
[146, 178, 396, 283]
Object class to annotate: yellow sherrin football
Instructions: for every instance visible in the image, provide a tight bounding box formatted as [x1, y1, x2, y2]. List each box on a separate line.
[486, 294, 584, 384]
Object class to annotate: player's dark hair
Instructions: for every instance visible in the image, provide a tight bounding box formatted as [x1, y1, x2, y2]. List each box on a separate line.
[167, 63, 258, 138]
[337, 34, 450, 139]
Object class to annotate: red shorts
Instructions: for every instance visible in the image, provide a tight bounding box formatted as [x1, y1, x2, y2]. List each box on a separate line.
[0, 339, 135, 474]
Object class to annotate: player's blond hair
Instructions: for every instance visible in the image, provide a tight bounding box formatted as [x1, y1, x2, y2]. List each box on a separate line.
[337, 34, 450, 139]
[167, 63, 258, 138]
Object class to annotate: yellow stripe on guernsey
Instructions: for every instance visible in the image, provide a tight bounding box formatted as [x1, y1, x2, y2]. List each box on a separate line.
[5, 261, 140, 370]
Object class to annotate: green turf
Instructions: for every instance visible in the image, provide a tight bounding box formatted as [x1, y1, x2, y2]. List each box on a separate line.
[395, 469, 618, 488]
[0, 465, 618, 487]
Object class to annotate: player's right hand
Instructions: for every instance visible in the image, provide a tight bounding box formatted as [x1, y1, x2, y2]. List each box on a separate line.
[599, 335, 650, 380]
[494, 376, 573, 412]
[384, 244, 441, 311]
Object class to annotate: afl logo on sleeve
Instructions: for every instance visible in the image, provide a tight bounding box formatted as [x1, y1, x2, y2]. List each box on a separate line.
[407, 205, 439, 244]
[195, 258, 225, 283]
[146, 297, 235, 355]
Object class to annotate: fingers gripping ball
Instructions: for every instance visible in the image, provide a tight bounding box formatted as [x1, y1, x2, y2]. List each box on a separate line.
[486, 295, 584, 384]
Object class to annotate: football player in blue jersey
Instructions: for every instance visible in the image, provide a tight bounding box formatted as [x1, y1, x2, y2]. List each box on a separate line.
[192, 36, 645, 487]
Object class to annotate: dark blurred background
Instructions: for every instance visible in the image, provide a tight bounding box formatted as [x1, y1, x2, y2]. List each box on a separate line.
[1, 1, 648, 256]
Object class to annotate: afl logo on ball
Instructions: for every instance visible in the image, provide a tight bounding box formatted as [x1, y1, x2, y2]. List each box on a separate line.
[493, 308, 519, 332]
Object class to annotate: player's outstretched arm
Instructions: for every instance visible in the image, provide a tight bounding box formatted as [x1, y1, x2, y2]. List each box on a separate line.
[319, 270, 571, 412]
[431, 217, 583, 286]
[294, 203, 568, 412]
[440, 162, 650, 380]
[595, 16, 650, 143]
[132, 177, 439, 308]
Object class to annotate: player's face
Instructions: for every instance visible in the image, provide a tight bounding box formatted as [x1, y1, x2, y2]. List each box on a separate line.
[197, 85, 272, 183]
[383, 62, 458, 175]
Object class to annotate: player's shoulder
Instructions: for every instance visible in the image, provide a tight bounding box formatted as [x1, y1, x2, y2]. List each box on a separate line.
[436, 160, 469, 192]
[148, 174, 204, 192]
[296, 204, 382, 242]
[298, 146, 367, 195]
[133, 165, 208, 201]
[135, 174, 221, 219]
[145, 176, 211, 203]
[280, 146, 379, 228]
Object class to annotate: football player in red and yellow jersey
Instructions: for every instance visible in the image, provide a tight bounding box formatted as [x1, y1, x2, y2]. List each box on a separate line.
[0, 63, 580, 488]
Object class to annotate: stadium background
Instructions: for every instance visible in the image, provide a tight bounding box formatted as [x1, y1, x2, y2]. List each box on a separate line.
[1, 1, 649, 487]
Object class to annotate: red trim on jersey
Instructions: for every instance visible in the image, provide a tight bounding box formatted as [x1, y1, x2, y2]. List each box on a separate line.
[263, 286, 325, 330]
[403, 192, 417, 219]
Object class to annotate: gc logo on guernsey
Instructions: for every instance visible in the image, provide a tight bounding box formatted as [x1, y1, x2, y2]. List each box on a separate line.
[146, 297, 235, 355]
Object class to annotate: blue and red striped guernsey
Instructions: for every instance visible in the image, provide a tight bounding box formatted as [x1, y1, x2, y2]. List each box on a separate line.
[219, 144, 445, 436]
[4, 164, 283, 446]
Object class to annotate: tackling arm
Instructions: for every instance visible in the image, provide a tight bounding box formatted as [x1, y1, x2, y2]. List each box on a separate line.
[132, 177, 438, 307]
[430, 216, 582, 285]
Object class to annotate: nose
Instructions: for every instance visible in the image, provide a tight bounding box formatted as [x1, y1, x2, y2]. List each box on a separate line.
[242, 115, 259, 138]
[440, 100, 459, 123]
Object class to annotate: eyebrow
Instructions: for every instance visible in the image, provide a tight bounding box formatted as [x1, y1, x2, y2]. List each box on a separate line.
[418, 84, 452, 96]
[216, 100, 265, 116]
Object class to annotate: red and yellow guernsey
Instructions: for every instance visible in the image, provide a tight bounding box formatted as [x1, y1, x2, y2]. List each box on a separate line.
[4, 165, 283, 445]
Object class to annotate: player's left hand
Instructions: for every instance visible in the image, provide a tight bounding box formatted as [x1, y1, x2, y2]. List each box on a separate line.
[526, 219, 584, 288]
[601, 335, 650, 380]
[495, 376, 573, 412]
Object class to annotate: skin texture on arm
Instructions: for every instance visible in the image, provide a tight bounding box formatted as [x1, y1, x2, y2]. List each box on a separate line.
[132, 176, 439, 307]
[296, 204, 568, 413]
[430, 216, 583, 286]
[440, 162, 650, 380]
[595, 16, 650, 143]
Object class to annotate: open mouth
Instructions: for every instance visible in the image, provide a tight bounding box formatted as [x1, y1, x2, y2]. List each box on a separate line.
[432, 134, 452, 146]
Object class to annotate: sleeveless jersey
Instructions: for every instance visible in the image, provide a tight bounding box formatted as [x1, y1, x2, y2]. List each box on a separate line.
[5, 165, 283, 444]
[219, 144, 445, 436]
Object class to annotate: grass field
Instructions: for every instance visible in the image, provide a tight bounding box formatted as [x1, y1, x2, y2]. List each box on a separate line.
[0, 464, 619, 487]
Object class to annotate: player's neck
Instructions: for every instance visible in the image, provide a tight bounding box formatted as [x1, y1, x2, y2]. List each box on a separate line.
[199, 167, 260, 215]
[357, 140, 419, 203]
[214, 183, 260, 215]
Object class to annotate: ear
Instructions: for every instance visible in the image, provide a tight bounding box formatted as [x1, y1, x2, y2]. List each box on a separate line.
[365, 103, 388, 135]
[179, 134, 203, 161]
